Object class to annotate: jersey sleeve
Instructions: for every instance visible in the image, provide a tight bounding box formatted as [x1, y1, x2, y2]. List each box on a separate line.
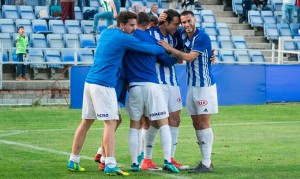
[156, 52, 178, 67]
[191, 34, 211, 54]
[123, 33, 166, 55]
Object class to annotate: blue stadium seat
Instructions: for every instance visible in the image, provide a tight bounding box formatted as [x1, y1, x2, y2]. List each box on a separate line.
[264, 23, 279, 40]
[277, 23, 292, 37]
[78, 49, 94, 63]
[261, 11, 276, 24]
[49, 20, 66, 34]
[194, 13, 201, 22]
[218, 36, 234, 49]
[248, 10, 263, 27]
[16, 19, 33, 34]
[63, 34, 80, 48]
[34, 6, 50, 19]
[219, 50, 235, 62]
[44, 50, 64, 69]
[32, 19, 50, 34]
[0, 33, 13, 62]
[80, 34, 96, 48]
[294, 36, 300, 50]
[96, 34, 101, 44]
[232, 0, 243, 15]
[274, 11, 282, 23]
[30, 33, 47, 48]
[234, 50, 251, 63]
[2, 5, 20, 19]
[249, 50, 265, 62]
[29, 49, 47, 69]
[201, 10, 216, 23]
[290, 23, 300, 37]
[232, 36, 248, 49]
[81, 20, 94, 34]
[90, 0, 100, 7]
[9, 50, 18, 62]
[271, 0, 282, 11]
[65, 20, 82, 34]
[282, 36, 296, 50]
[214, 50, 221, 63]
[202, 23, 218, 36]
[74, 6, 83, 20]
[97, 20, 108, 33]
[209, 35, 219, 49]
[47, 34, 64, 48]
[216, 23, 231, 36]
[18, 6, 35, 20]
[0, 19, 16, 34]
[62, 50, 75, 62]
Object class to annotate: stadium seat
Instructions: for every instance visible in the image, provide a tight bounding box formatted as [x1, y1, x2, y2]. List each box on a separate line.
[202, 23, 218, 36]
[90, 0, 100, 7]
[2, 5, 19, 19]
[219, 50, 235, 62]
[65, 20, 82, 34]
[95, 34, 101, 44]
[271, 0, 282, 11]
[274, 11, 282, 23]
[290, 23, 300, 37]
[0, 19, 16, 34]
[29, 49, 47, 69]
[34, 6, 50, 19]
[97, 20, 108, 33]
[62, 49, 76, 62]
[81, 20, 94, 34]
[30, 33, 47, 48]
[74, 6, 83, 20]
[79, 34, 96, 48]
[216, 23, 231, 36]
[277, 23, 292, 37]
[18, 6, 35, 20]
[16, 19, 33, 34]
[294, 36, 300, 50]
[209, 35, 219, 49]
[49, 20, 66, 34]
[234, 50, 251, 63]
[232, 0, 243, 15]
[261, 11, 276, 24]
[214, 50, 221, 63]
[194, 13, 201, 22]
[44, 50, 64, 69]
[9, 50, 18, 62]
[248, 10, 263, 27]
[201, 10, 216, 23]
[78, 49, 94, 63]
[63, 34, 80, 48]
[218, 36, 234, 49]
[46, 34, 64, 48]
[232, 36, 248, 49]
[249, 50, 265, 62]
[264, 23, 279, 40]
[282, 36, 296, 50]
[0, 33, 13, 62]
[32, 19, 51, 34]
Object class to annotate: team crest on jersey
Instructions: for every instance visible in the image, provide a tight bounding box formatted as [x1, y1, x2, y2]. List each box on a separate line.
[197, 100, 208, 106]
[177, 97, 182, 103]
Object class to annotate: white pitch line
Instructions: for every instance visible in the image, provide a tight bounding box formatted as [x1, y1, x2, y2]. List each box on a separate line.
[0, 139, 191, 179]
[0, 131, 28, 137]
[1, 120, 299, 133]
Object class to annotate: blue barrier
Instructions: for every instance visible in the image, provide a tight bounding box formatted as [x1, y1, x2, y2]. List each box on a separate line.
[70, 64, 300, 109]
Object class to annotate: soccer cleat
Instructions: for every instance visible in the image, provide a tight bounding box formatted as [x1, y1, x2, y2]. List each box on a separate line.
[94, 153, 102, 163]
[98, 162, 105, 171]
[67, 160, 86, 172]
[141, 158, 162, 171]
[188, 162, 213, 173]
[130, 163, 140, 172]
[171, 157, 189, 170]
[104, 165, 129, 176]
[137, 152, 144, 165]
[163, 160, 180, 173]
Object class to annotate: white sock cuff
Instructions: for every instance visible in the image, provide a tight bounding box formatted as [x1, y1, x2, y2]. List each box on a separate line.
[149, 125, 159, 134]
[130, 128, 139, 133]
[97, 147, 102, 155]
[159, 124, 169, 131]
[169, 126, 179, 133]
[196, 128, 212, 137]
[70, 154, 80, 163]
[100, 156, 106, 163]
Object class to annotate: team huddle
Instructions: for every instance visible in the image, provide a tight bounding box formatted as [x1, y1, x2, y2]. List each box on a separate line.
[67, 9, 218, 176]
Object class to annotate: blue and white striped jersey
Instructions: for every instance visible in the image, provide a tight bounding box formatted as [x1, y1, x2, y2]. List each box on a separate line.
[147, 26, 179, 86]
[181, 28, 215, 87]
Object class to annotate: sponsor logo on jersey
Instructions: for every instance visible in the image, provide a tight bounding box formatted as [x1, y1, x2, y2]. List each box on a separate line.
[149, 111, 166, 117]
[97, 113, 109, 118]
[146, 145, 153, 148]
[177, 97, 182, 103]
[197, 100, 208, 107]
[203, 109, 208, 112]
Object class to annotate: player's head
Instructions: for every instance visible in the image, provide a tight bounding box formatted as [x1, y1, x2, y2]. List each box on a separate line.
[18, 26, 25, 35]
[180, 11, 196, 34]
[148, 14, 158, 29]
[137, 12, 150, 28]
[160, 9, 180, 36]
[117, 11, 137, 34]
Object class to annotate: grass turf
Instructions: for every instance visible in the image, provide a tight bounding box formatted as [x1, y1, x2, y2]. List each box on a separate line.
[0, 104, 300, 178]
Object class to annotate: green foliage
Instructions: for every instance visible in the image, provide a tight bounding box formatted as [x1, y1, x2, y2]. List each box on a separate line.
[0, 104, 300, 178]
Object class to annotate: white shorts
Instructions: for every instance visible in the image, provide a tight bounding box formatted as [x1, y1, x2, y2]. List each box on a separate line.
[186, 84, 218, 115]
[125, 84, 169, 121]
[160, 84, 183, 113]
[82, 83, 120, 120]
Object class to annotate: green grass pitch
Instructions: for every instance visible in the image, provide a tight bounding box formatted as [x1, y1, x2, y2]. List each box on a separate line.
[0, 104, 300, 178]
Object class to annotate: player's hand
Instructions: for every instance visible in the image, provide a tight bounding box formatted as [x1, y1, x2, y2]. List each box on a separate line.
[158, 12, 167, 24]
[113, 12, 117, 19]
[210, 49, 216, 64]
[108, 25, 116, 29]
[158, 40, 172, 52]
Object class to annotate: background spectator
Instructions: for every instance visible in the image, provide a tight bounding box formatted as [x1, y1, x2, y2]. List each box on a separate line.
[148, 4, 159, 18]
[251, 0, 271, 11]
[239, 0, 252, 23]
[297, 0, 300, 23]
[15, 26, 29, 81]
[181, 0, 195, 11]
[78, 0, 90, 9]
[61, 0, 75, 22]
[169, 0, 178, 9]
[281, 0, 296, 24]
[131, 3, 146, 14]
[15, 0, 26, 5]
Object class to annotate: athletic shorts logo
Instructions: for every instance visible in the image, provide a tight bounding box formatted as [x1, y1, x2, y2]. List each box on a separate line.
[197, 100, 208, 107]
[177, 97, 182, 103]
[97, 114, 109, 118]
[149, 111, 167, 117]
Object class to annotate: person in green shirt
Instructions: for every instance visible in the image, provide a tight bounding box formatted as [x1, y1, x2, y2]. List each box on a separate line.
[15, 26, 29, 81]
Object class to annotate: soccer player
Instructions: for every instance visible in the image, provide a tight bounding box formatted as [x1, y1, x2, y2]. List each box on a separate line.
[67, 11, 167, 176]
[158, 10, 218, 173]
[141, 9, 189, 171]
[124, 12, 180, 173]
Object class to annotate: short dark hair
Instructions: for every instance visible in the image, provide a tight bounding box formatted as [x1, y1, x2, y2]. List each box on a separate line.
[137, 12, 150, 26]
[18, 26, 24, 30]
[180, 11, 194, 17]
[117, 11, 137, 27]
[149, 14, 158, 26]
[165, 9, 180, 23]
